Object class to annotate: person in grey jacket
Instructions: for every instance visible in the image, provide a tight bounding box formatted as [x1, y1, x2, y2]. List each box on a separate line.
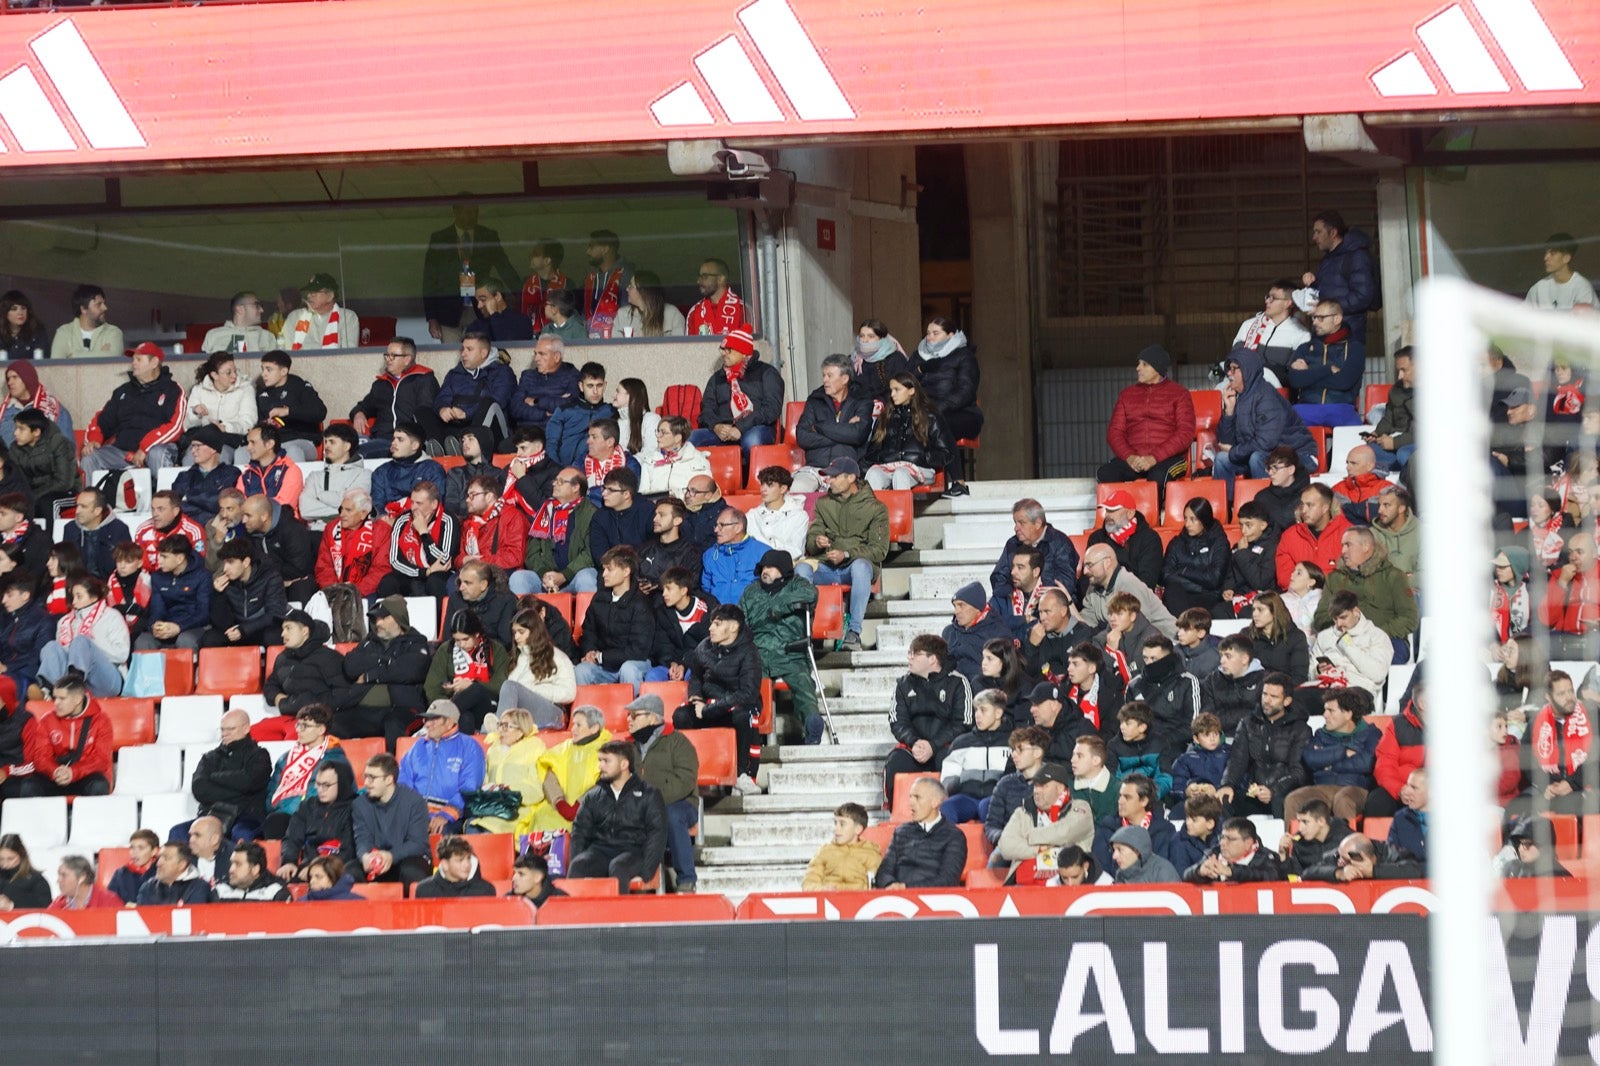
[1109, 824, 1180, 883]
[299, 424, 371, 523]
[351, 752, 432, 885]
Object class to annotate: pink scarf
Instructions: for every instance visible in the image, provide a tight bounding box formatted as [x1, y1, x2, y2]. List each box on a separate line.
[291, 306, 341, 350]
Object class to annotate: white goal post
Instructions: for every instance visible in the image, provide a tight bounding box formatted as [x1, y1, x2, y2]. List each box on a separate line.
[1417, 276, 1600, 1066]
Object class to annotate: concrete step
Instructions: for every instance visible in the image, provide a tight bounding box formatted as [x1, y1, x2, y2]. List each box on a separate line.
[869, 598, 958, 618]
[698, 844, 818, 866]
[837, 648, 907, 667]
[839, 669, 903, 698]
[775, 742, 892, 762]
[739, 788, 882, 813]
[908, 567, 992, 602]
[766, 763, 884, 793]
[694, 864, 810, 896]
[829, 716, 894, 744]
[940, 518, 1019, 550]
[824, 695, 893, 715]
[900, 547, 1005, 566]
[729, 814, 837, 848]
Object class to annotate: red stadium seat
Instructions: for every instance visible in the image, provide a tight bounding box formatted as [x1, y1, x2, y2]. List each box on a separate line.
[881, 489, 914, 545]
[1362, 816, 1392, 840]
[1162, 480, 1227, 528]
[351, 882, 404, 900]
[960, 822, 992, 875]
[26, 699, 51, 718]
[1362, 383, 1391, 418]
[338, 737, 386, 776]
[1308, 426, 1329, 472]
[1095, 481, 1158, 528]
[99, 697, 157, 751]
[534, 592, 575, 627]
[575, 684, 635, 735]
[890, 772, 938, 822]
[1582, 815, 1600, 861]
[1157, 526, 1180, 549]
[756, 678, 774, 736]
[431, 832, 516, 881]
[639, 680, 688, 713]
[965, 867, 1006, 888]
[745, 444, 803, 489]
[184, 322, 221, 353]
[1232, 478, 1270, 515]
[552, 877, 621, 897]
[683, 728, 737, 788]
[1191, 389, 1222, 431]
[1368, 715, 1394, 735]
[812, 584, 844, 640]
[783, 400, 805, 443]
[861, 822, 895, 854]
[1543, 812, 1580, 862]
[396, 735, 418, 761]
[1067, 534, 1090, 575]
[140, 648, 194, 696]
[435, 455, 467, 471]
[722, 494, 760, 512]
[263, 645, 285, 679]
[539, 730, 571, 748]
[572, 592, 595, 642]
[703, 445, 743, 496]
[195, 647, 261, 695]
[97, 847, 130, 889]
[358, 316, 397, 347]
[1190, 428, 1217, 475]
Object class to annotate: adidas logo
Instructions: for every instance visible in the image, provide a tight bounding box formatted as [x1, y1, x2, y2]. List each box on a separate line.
[1370, 0, 1582, 97]
[650, 0, 854, 127]
[0, 20, 145, 154]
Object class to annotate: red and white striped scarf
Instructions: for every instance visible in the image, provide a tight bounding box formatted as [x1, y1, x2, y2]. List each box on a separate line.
[672, 597, 710, 634]
[584, 447, 626, 488]
[291, 306, 340, 350]
[56, 598, 108, 647]
[452, 639, 490, 683]
[529, 497, 579, 542]
[463, 499, 505, 558]
[724, 357, 754, 420]
[1533, 702, 1592, 776]
[329, 519, 377, 582]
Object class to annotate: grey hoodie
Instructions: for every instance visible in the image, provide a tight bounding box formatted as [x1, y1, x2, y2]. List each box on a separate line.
[1110, 824, 1180, 884]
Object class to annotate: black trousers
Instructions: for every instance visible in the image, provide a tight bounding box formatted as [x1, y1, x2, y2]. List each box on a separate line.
[16, 772, 111, 798]
[883, 745, 937, 805]
[944, 408, 984, 483]
[568, 843, 650, 894]
[1095, 452, 1190, 505]
[377, 571, 450, 599]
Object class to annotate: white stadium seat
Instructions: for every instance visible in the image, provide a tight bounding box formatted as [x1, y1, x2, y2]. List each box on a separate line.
[66, 794, 140, 852]
[155, 467, 181, 493]
[260, 740, 295, 765]
[156, 694, 226, 745]
[230, 693, 271, 724]
[0, 796, 68, 848]
[113, 745, 184, 798]
[1384, 663, 1417, 715]
[407, 597, 440, 642]
[139, 791, 199, 837]
[181, 744, 216, 779]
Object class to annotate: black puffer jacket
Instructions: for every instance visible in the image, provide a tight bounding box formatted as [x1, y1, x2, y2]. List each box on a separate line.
[571, 773, 667, 875]
[865, 400, 955, 473]
[256, 372, 327, 446]
[1200, 665, 1265, 735]
[578, 588, 655, 671]
[699, 353, 785, 432]
[1226, 531, 1280, 597]
[638, 535, 704, 594]
[190, 735, 272, 828]
[211, 559, 288, 643]
[280, 757, 358, 869]
[1251, 626, 1310, 684]
[688, 628, 763, 715]
[888, 669, 973, 754]
[445, 587, 518, 647]
[854, 350, 912, 408]
[265, 620, 357, 715]
[1125, 652, 1201, 764]
[1222, 702, 1312, 798]
[652, 595, 715, 672]
[911, 341, 981, 420]
[344, 627, 433, 714]
[1161, 523, 1231, 603]
[794, 381, 873, 468]
[1255, 475, 1310, 533]
[249, 504, 317, 585]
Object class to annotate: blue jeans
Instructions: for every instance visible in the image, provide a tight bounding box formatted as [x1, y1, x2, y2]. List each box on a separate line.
[941, 794, 991, 825]
[690, 424, 775, 456]
[665, 798, 698, 887]
[1369, 443, 1415, 473]
[644, 666, 691, 683]
[508, 568, 597, 595]
[39, 636, 124, 697]
[1293, 403, 1363, 428]
[795, 558, 872, 635]
[573, 659, 649, 694]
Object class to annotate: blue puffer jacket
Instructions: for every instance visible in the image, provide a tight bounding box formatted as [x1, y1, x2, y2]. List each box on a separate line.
[370, 453, 448, 515]
[511, 362, 581, 429]
[702, 535, 770, 607]
[0, 601, 51, 684]
[1167, 741, 1230, 806]
[399, 728, 487, 821]
[172, 461, 242, 524]
[1300, 721, 1380, 788]
[547, 399, 617, 468]
[1218, 347, 1314, 464]
[435, 360, 516, 424]
[1311, 228, 1378, 340]
[148, 553, 211, 632]
[1287, 331, 1366, 407]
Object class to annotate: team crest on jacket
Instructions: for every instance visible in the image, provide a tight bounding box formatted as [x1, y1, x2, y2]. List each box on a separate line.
[158, 396, 167, 406]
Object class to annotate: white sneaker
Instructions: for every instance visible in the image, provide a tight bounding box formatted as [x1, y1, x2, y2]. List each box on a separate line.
[480, 713, 498, 736]
[734, 773, 763, 796]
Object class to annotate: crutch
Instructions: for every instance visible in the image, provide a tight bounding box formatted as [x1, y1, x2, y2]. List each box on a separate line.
[788, 607, 838, 744]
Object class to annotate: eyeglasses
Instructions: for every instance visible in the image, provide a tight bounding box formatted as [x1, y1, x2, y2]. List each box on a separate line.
[466, 490, 488, 499]
[294, 719, 319, 729]
[715, 520, 741, 529]
[601, 485, 622, 494]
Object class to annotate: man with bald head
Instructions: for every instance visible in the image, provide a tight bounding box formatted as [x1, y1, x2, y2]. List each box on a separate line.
[186, 815, 234, 886]
[241, 493, 318, 601]
[1078, 543, 1178, 639]
[1025, 587, 1082, 681]
[682, 474, 731, 552]
[515, 466, 599, 595]
[1331, 443, 1387, 523]
[178, 709, 271, 842]
[1315, 527, 1418, 660]
[1545, 532, 1600, 659]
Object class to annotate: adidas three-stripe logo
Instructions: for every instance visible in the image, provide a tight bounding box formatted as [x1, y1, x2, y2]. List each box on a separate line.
[651, 0, 854, 127]
[0, 20, 145, 153]
[1371, 0, 1583, 97]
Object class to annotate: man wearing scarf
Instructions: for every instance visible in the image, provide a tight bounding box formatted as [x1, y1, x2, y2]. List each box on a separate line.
[691, 329, 784, 455]
[687, 257, 749, 337]
[581, 419, 640, 504]
[1492, 545, 1532, 644]
[1523, 670, 1598, 815]
[315, 488, 392, 598]
[581, 230, 634, 339]
[996, 762, 1093, 886]
[1086, 491, 1164, 590]
[379, 481, 458, 599]
[739, 549, 822, 743]
[1, 359, 72, 446]
[282, 273, 360, 350]
[515, 467, 598, 596]
[1286, 299, 1366, 428]
[459, 473, 528, 574]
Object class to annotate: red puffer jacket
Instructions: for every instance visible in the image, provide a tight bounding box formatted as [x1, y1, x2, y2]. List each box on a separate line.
[1106, 378, 1196, 462]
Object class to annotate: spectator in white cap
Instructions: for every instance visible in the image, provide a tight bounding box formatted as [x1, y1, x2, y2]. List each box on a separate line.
[398, 698, 486, 835]
[691, 328, 785, 456]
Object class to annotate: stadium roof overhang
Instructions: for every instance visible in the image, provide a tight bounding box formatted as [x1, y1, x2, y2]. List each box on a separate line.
[0, 0, 1595, 175]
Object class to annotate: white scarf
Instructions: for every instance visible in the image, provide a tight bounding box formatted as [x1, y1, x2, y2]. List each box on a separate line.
[916, 330, 966, 361]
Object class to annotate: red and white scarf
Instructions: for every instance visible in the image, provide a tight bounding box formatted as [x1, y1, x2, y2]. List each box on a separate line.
[1491, 581, 1531, 644]
[271, 738, 333, 807]
[394, 508, 447, 570]
[452, 638, 491, 683]
[1068, 677, 1102, 730]
[1010, 584, 1045, 622]
[1533, 515, 1567, 570]
[291, 306, 341, 350]
[687, 289, 747, 336]
[21, 383, 60, 423]
[1533, 702, 1592, 776]
[529, 497, 579, 542]
[56, 598, 108, 647]
[724, 357, 754, 421]
[1554, 381, 1586, 416]
[652, 447, 680, 468]
[585, 447, 626, 488]
[584, 267, 624, 338]
[329, 520, 377, 582]
[1013, 793, 1073, 886]
[521, 270, 569, 332]
[463, 499, 505, 558]
[1104, 516, 1137, 547]
[46, 576, 67, 616]
[0, 519, 29, 548]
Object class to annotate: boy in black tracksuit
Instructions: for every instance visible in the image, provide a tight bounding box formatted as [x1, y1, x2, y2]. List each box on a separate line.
[882, 635, 973, 805]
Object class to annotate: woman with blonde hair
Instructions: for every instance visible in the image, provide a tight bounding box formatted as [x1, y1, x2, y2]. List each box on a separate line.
[468, 707, 547, 837]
